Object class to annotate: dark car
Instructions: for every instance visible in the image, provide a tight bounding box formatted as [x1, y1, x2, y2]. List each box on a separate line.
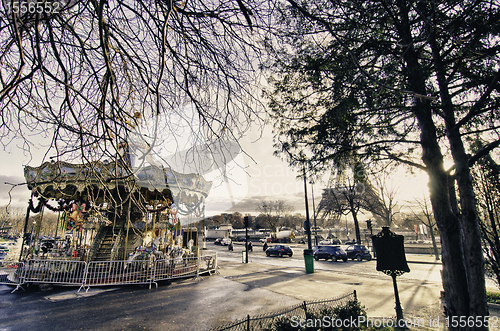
[313, 245, 347, 262]
[319, 239, 342, 245]
[214, 238, 223, 245]
[345, 244, 372, 261]
[266, 244, 293, 257]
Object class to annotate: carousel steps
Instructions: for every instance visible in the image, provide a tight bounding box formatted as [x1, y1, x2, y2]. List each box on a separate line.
[92, 225, 123, 261]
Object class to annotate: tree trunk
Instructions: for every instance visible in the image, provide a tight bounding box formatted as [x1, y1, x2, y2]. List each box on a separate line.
[428, 225, 440, 261]
[428, 20, 488, 322]
[427, 164, 470, 319]
[350, 206, 362, 244]
[397, 0, 473, 321]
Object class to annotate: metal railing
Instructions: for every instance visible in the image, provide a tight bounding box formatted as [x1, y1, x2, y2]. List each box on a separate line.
[208, 291, 357, 331]
[87, 225, 107, 262]
[110, 225, 126, 261]
[84, 260, 155, 289]
[22, 259, 86, 286]
[0, 261, 25, 292]
[169, 257, 199, 280]
[0, 253, 218, 293]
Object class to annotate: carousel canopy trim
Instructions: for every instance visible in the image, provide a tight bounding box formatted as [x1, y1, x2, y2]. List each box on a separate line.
[24, 161, 212, 201]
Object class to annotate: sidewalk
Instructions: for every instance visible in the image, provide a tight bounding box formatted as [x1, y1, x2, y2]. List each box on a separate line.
[217, 259, 444, 324]
[215, 252, 499, 330]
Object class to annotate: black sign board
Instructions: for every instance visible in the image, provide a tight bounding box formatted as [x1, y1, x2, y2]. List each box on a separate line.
[372, 227, 410, 275]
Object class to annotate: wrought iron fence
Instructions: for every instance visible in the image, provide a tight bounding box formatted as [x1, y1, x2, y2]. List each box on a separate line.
[208, 291, 357, 331]
[0, 254, 218, 292]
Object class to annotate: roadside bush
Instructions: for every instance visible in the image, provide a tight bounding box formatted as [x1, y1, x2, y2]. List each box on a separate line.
[331, 299, 367, 322]
[264, 299, 370, 331]
[262, 316, 297, 331]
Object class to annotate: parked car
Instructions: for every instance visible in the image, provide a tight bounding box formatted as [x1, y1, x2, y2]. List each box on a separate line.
[319, 239, 342, 245]
[221, 238, 232, 246]
[265, 244, 293, 257]
[214, 238, 223, 245]
[313, 245, 347, 262]
[345, 244, 372, 261]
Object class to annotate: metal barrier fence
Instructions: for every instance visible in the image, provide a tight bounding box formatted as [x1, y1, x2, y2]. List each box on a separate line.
[22, 260, 86, 286]
[84, 260, 155, 289]
[208, 291, 357, 331]
[170, 257, 199, 280]
[0, 261, 25, 292]
[0, 254, 218, 292]
[198, 255, 218, 276]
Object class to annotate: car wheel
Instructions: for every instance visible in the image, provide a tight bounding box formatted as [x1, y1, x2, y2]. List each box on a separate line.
[356, 255, 362, 262]
[367, 256, 372, 261]
[266, 252, 270, 257]
[342, 258, 347, 262]
[314, 255, 319, 261]
[331, 256, 337, 262]
[279, 252, 283, 257]
[289, 253, 293, 257]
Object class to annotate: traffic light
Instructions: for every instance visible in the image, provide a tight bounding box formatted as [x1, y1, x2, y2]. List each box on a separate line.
[366, 220, 372, 230]
[303, 221, 310, 234]
[244, 216, 251, 228]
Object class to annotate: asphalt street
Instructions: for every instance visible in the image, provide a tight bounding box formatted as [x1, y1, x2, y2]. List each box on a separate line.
[0, 244, 498, 331]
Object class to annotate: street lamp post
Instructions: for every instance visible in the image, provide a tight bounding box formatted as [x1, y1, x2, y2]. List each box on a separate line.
[302, 166, 314, 273]
[310, 181, 318, 246]
[303, 168, 312, 250]
[244, 216, 251, 264]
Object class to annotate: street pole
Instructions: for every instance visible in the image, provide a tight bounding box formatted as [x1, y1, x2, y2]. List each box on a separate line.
[302, 166, 314, 273]
[310, 182, 318, 246]
[392, 273, 406, 329]
[244, 216, 250, 263]
[245, 222, 248, 264]
[303, 167, 312, 250]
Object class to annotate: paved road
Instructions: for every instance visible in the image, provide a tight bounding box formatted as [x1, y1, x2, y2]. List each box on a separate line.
[208, 244, 443, 284]
[0, 245, 498, 331]
[210, 242, 499, 291]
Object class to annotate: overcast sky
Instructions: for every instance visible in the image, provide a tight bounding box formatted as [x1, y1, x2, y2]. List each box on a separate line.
[0, 121, 429, 218]
[0, 123, 320, 216]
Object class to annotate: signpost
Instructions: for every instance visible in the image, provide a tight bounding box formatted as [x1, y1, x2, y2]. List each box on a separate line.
[372, 227, 410, 329]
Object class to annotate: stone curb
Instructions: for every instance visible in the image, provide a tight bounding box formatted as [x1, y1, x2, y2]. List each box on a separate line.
[488, 302, 500, 311]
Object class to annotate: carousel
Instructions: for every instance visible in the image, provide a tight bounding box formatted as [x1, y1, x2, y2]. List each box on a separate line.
[21, 153, 212, 264]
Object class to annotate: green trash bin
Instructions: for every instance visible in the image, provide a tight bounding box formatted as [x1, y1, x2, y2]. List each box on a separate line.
[242, 250, 247, 263]
[303, 249, 314, 273]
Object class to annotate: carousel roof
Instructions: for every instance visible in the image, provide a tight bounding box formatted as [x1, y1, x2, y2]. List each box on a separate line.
[24, 160, 212, 204]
